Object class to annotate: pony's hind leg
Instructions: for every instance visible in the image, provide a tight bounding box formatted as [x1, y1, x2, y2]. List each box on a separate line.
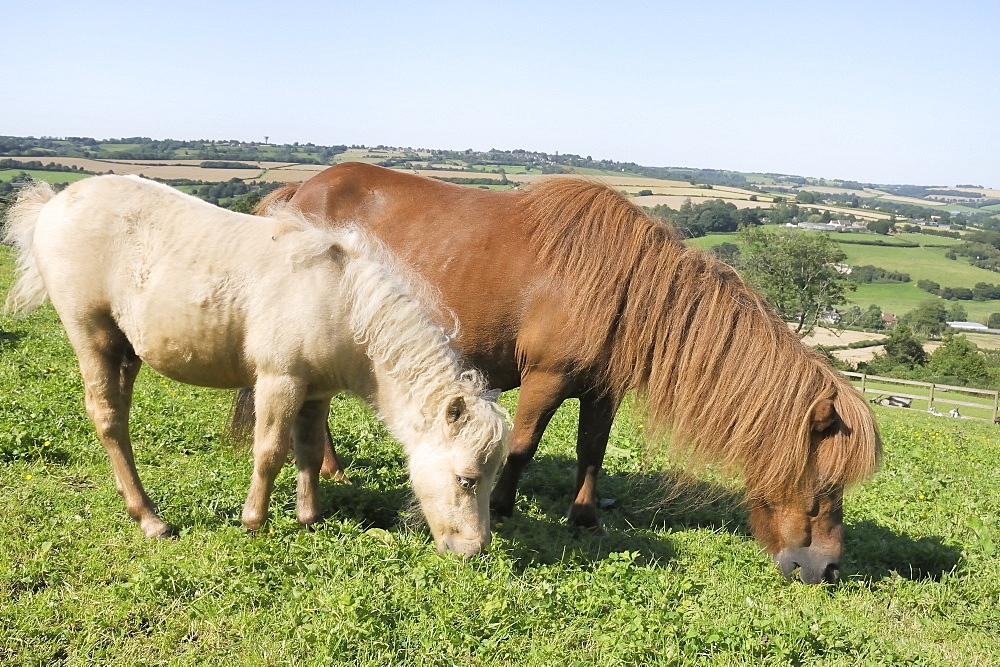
[71, 319, 171, 537]
[242, 375, 305, 530]
[567, 390, 621, 536]
[291, 398, 330, 526]
[319, 423, 350, 483]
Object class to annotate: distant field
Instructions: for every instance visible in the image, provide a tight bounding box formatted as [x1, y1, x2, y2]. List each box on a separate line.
[0, 169, 90, 185]
[688, 231, 1000, 323]
[635, 196, 772, 210]
[838, 244, 997, 286]
[258, 164, 329, 183]
[626, 186, 755, 198]
[933, 186, 1000, 198]
[0, 157, 276, 182]
[851, 284, 1000, 322]
[830, 232, 922, 246]
[892, 232, 964, 247]
[333, 148, 410, 164]
[689, 231, 994, 287]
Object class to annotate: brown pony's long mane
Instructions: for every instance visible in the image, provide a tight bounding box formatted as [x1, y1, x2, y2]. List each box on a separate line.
[521, 178, 880, 499]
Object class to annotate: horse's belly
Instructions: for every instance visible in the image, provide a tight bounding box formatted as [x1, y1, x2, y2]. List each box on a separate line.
[119, 304, 251, 388]
[134, 334, 249, 388]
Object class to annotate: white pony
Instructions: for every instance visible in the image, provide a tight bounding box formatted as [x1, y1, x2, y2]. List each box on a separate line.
[4, 175, 509, 555]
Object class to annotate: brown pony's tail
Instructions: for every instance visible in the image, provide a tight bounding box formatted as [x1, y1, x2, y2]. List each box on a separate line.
[228, 389, 255, 450]
[254, 182, 301, 216]
[230, 181, 301, 448]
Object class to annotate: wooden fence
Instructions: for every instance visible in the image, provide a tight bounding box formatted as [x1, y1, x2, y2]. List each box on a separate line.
[842, 372, 999, 423]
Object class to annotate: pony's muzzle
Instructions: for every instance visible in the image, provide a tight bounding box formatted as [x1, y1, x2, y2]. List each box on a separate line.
[437, 533, 491, 557]
[775, 548, 841, 585]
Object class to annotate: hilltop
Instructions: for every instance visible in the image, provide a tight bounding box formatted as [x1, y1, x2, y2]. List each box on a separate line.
[2, 135, 998, 225]
[4, 135, 1000, 330]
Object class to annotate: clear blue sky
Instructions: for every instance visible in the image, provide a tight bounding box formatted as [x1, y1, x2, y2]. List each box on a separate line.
[4, 1, 998, 186]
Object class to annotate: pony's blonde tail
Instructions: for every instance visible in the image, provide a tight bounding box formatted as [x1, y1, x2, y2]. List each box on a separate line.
[3, 180, 56, 315]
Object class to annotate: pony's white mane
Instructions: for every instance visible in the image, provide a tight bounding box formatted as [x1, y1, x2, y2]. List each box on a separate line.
[307, 221, 506, 454]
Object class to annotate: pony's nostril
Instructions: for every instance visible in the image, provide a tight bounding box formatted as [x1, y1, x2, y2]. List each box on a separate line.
[824, 563, 841, 584]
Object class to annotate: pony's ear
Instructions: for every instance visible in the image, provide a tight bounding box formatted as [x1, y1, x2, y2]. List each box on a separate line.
[811, 398, 837, 433]
[482, 388, 502, 403]
[446, 396, 466, 425]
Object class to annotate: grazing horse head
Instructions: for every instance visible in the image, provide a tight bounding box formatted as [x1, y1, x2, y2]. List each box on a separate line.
[340, 237, 510, 556]
[747, 396, 852, 584]
[404, 390, 509, 555]
[522, 177, 881, 582]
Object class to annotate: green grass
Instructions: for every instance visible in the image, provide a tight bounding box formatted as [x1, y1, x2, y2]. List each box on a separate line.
[836, 244, 995, 285]
[0, 169, 91, 185]
[2, 246, 1000, 664]
[893, 233, 965, 247]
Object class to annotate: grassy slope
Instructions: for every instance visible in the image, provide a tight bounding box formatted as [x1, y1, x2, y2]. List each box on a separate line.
[688, 232, 1000, 321]
[1, 247, 999, 665]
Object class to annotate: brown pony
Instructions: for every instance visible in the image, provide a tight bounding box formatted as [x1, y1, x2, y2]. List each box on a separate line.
[243, 162, 881, 583]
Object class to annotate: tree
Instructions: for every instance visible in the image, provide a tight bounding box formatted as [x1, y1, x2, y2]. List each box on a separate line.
[709, 242, 741, 265]
[880, 324, 927, 369]
[989, 312, 1000, 329]
[901, 300, 948, 337]
[925, 334, 991, 385]
[860, 304, 885, 330]
[946, 303, 968, 322]
[737, 226, 855, 333]
[796, 190, 817, 204]
[867, 219, 892, 235]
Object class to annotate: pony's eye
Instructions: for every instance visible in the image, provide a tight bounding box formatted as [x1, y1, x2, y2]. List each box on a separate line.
[456, 475, 478, 490]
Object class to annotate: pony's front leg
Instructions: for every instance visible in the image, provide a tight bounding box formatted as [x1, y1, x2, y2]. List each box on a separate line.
[291, 398, 330, 526]
[490, 371, 568, 518]
[242, 375, 305, 531]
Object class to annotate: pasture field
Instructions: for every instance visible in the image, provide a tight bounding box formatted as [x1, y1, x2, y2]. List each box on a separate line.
[851, 283, 1000, 323]
[634, 195, 773, 211]
[0, 169, 91, 185]
[688, 232, 1000, 322]
[1, 247, 999, 665]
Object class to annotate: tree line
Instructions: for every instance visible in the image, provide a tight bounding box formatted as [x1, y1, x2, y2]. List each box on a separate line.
[0, 136, 347, 165]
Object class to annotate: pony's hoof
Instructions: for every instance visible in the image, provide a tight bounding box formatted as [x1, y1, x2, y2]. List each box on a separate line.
[297, 510, 324, 527]
[241, 511, 268, 532]
[489, 494, 515, 518]
[568, 503, 607, 537]
[588, 524, 610, 538]
[140, 518, 175, 539]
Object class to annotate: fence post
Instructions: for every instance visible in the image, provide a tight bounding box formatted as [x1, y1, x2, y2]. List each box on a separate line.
[860, 373, 867, 396]
[928, 383, 935, 412]
[993, 391, 999, 423]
